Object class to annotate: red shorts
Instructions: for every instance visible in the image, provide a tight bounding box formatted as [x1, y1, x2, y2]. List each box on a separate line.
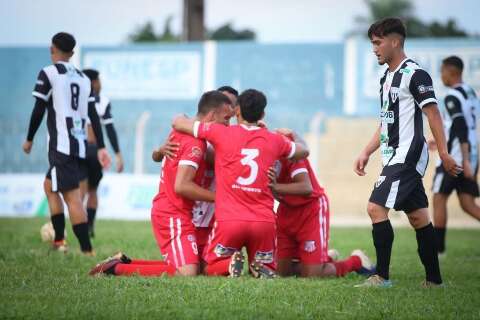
[277, 194, 330, 265]
[195, 226, 212, 259]
[151, 213, 199, 268]
[204, 220, 276, 270]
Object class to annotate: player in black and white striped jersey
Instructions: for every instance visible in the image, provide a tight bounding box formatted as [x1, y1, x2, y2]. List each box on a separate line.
[23, 32, 111, 255]
[353, 18, 460, 288]
[82, 69, 124, 238]
[431, 56, 480, 256]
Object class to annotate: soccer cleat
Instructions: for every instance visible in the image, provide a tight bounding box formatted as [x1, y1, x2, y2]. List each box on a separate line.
[82, 250, 96, 257]
[249, 260, 276, 279]
[228, 251, 245, 277]
[328, 249, 340, 261]
[438, 252, 447, 259]
[51, 240, 68, 253]
[421, 280, 444, 288]
[109, 251, 132, 264]
[354, 275, 392, 288]
[351, 249, 376, 277]
[89, 257, 121, 276]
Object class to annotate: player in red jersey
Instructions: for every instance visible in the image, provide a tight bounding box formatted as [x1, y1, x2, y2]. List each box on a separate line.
[89, 91, 232, 277]
[269, 145, 375, 278]
[172, 89, 310, 278]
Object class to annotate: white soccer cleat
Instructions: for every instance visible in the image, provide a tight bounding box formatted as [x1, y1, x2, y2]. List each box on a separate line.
[328, 249, 340, 261]
[351, 249, 375, 276]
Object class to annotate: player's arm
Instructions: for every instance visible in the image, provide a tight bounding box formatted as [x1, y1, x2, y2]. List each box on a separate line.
[172, 114, 195, 136]
[409, 69, 462, 177]
[268, 167, 312, 196]
[174, 165, 215, 202]
[88, 98, 111, 169]
[275, 128, 310, 160]
[152, 136, 180, 162]
[23, 98, 46, 154]
[444, 95, 472, 178]
[354, 125, 380, 176]
[102, 104, 124, 172]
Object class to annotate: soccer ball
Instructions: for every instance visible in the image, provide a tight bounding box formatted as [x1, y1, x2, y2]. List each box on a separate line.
[40, 222, 66, 242]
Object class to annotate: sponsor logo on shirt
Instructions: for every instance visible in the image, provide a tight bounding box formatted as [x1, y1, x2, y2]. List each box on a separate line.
[254, 250, 274, 264]
[390, 87, 400, 103]
[447, 101, 455, 109]
[399, 68, 411, 74]
[187, 234, 196, 242]
[417, 85, 434, 94]
[381, 110, 395, 124]
[189, 146, 202, 159]
[303, 240, 316, 253]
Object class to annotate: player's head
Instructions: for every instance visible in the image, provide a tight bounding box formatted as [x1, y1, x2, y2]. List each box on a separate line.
[217, 85, 239, 118]
[197, 90, 233, 125]
[441, 56, 463, 87]
[50, 32, 76, 62]
[83, 69, 101, 94]
[236, 89, 267, 124]
[368, 18, 406, 65]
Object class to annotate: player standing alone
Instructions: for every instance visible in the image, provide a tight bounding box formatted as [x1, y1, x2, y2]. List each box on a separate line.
[353, 18, 460, 287]
[23, 32, 110, 255]
[431, 56, 480, 256]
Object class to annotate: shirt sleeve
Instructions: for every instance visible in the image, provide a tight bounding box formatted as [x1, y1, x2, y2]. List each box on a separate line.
[409, 69, 437, 108]
[276, 134, 295, 159]
[32, 70, 52, 102]
[288, 160, 309, 179]
[194, 121, 226, 146]
[178, 138, 206, 170]
[101, 103, 114, 125]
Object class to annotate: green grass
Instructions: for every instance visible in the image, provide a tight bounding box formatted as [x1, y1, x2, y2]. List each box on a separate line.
[0, 217, 479, 319]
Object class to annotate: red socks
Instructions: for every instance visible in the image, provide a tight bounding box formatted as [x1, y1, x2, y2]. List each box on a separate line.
[333, 256, 362, 277]
[204, 259, 231, 276]
[114, 260, 176, 276]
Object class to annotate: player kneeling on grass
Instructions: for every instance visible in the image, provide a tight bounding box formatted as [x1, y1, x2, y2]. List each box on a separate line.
[268, 134, 375, 278]
[173, 89, 310, 278]
[89, 91, 233, 277]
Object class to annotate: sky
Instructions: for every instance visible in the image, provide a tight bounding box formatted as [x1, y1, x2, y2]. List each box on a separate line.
[1, 0, 479, 46]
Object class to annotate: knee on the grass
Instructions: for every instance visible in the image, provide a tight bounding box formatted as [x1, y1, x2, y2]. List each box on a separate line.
[177, 264, 199, 276]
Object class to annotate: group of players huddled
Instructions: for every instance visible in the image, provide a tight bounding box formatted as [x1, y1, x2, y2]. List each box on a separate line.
[25, 17, 479, 287]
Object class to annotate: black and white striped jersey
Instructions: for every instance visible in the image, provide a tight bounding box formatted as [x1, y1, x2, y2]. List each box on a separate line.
[32, 62, 94, 158]
[379, 58, 437, 176]
[437, 83, 479, 170]
[87, 94, 113, 125]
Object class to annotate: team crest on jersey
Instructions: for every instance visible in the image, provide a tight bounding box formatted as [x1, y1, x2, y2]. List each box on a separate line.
[418, 85, 434, 94]
[375, 176, 386, 188]
[254, 251, 274, 264]
[447, 101, 455, 109]
[390, 87, 400, 103]
[214, 244, 237, 257]
[303, 241, 316, 253]
[189, 146, 202, 159]
[187, 234, 196, 242]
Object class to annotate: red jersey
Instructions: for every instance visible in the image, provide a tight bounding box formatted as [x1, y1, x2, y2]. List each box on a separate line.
[276, 158, 325, 208]
[194, 122, 295, 223]
[152, 129, 207, 217]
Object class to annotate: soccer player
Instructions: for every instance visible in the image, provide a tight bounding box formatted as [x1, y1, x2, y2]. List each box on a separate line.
[431, 56, 480, 256]
[82, 69, 124, 238]
[269, 147, 375, 278]
[353, 18, 460, 287]
[89, 91, 232, 276]
[172, 89, 310, 278]
[23, 32, 110, 255]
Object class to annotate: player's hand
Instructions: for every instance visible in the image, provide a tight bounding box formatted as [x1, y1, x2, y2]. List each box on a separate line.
[257, 120, 268, 128]
[97, 148, 111, 170]
[22, 140, 33, 154]
[440, 153, 462, 177]
[115, 153, 124, 173]
[427, 139, 437, 151]
[354, 151, 370, 176]
[159, 137, 180, 160]
[463, 159, 474, 180]
[267, 166, 277, 187]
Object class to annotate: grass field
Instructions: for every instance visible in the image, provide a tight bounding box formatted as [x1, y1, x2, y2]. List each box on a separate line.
[0, 217, 479, 319]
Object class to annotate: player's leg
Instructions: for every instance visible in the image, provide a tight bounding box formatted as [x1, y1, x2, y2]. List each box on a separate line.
[245, 221, 276, 278]
[43, 177, 67, 249]
[86, 144, 103, 237]
[458, 193, 480, 220]
[89, 252, 176, 276]
[204, 221, 244, 277]
[432, 166, 454, 255]
[86, 187, 98, 237]
[276, 211, 298, 277]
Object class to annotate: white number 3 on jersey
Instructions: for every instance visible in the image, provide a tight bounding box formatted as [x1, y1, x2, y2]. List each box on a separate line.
[236, 148, 259, 186]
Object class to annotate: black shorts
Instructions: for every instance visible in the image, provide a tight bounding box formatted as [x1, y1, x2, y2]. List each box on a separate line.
[432, 166, 479, 197]
[86, 144, 103, 188]
[46, 150, 87, 193]
[369, 164, 428, 214]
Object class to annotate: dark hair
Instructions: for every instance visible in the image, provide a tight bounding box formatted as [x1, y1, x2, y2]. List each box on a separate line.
[82, 69, 99, 81]
[217, 86, 238, 97]
[52, 32, 76, 53]
[197, 90, 232, 115]
[442, 56, 464, 72]
[368, 17, 406, 40]
[237, 89, 267, 123]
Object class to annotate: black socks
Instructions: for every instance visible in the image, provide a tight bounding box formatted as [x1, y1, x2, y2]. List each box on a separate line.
[51, 213, 65, 242]
[372, 220, 394, 280]
[416, 223, 442, 284]
[72, 223, 93, 252]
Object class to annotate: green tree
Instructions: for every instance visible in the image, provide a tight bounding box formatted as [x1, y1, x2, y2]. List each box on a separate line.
[129, 21, 158, 42]
[209, 23, 256, 41]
